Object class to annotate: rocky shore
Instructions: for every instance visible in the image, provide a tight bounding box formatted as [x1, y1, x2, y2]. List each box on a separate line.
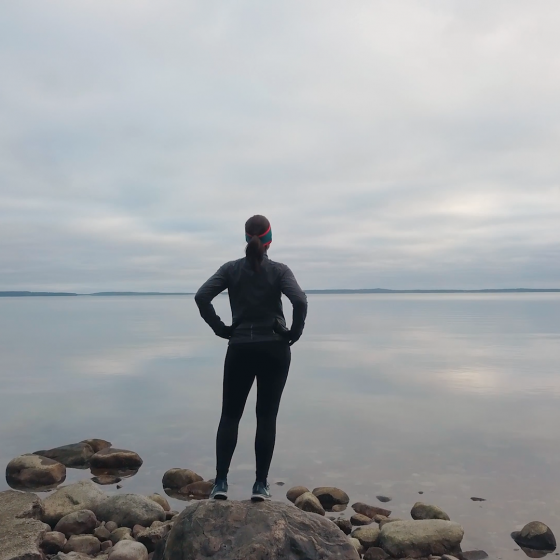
[2, 440, 557, 560]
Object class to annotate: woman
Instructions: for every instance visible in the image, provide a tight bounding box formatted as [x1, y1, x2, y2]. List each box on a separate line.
[195, 215, 308, 501]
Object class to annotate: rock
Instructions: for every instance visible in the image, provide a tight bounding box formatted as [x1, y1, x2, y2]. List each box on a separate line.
[375, 515, 389, 523]
[349, 537, 364, 555]
[376, 495, 392, 503]
[179, 480, 213, 499]
[351, 513, 374, 526]
[94, 525, 112, 542]
[161, 468, 202, 490]
[442, 555, 461, 560]
[6, 454, 66, 490]
[159, 500, 359, 559]
[136, 524, 172, 552]
[353, 502, 392, 519]
[101, 541, 113, 552]
[63, 535, 101, 554]
[379, 518, 404, 528]
[42, 531, 67, 554]
[286, 485, 310, 503]
[165, 511, 178, 520]
[459, 551, 488, 560]
[0, 489, 49, 560]
[312, 487, 350, 510]
[470, 497, 486, 502]
[92, 475, 122, 485]
[90, 449, 143, 470]
[132, 525, 146, 539]
[42, 480, 108, 526]
[335, 518, 353, 535]
[110, 527, 133, 544]
[294, 491, 326, 516]
[54, 509, 98, 537]
[352, 525, 381, 548]
[379, 520, 464, 558]
[147, 494, 170, 512]
[411, 502, 451, 521]
[81, 439, 112, 453]
[117, 484, 123, 489]
[333, 504, 348, 512]
[109, 540, 149, 560]
[276, 481, 285, 486]
[97, 494, 165, 528]
[106, 521, 118, 532]
[34, 443, 95, 468]
[364, 546, 390, 560]
[512, 522, 556, 551]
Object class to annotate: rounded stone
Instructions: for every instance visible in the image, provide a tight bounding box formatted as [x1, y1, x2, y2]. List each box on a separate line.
[41, 531, 67, 554]
[286, 486, 310, 503]
[312, 487, 350, 510]
[110, 527, 133, 544]
[161, 468, 203, 490]
[411, 502, 451, 521]
[179, 480, 213, 499]
[335, 518, 353, 535]
[147, 493, 170, 512]
[349, 537, 364, 555]
[512, 521, 556, 551]
[352, 502, 392, 519]
[92, 475, 122, 485]
[351, 513, 374, 526]
[352, 525, 381, 548]
[294, 491, 326, 516]
[96, 494, 165, 528]
[90, 448, 143, 470]
[81, 439, 112, 453]
[6, 454, 66, 490]
[94, 525, 112, 542]
[33, 443, 95, 468]
[62, 534, 101, 554]
[364, 546, 390, 560]
[54, 509, 98, 537]
[108, 539, 149, 560]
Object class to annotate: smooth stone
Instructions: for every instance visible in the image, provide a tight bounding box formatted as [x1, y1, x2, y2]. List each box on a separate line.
[42, 480, 108, 526]
[90, 449, 143, 470]
[312, 487, 350, 510]
[41, 531, 67, 554]
[349, 537, 365, 555]
[286, 485, 310, 503]
[6, 454, 67, 490]
[351, 513, 374, 526]
[159, 500, 359, 559]
[110, 527, 133, 544]
[294, 491, 326, 516]
[441, 555, 461, 560]
[411, 502, 451, 521]
[55, 509, 98, 537]
[374, 515, 389, 523]
[161, 468, 203, 490]
[364, 546, 391, 560]
[512, 521, 556, 551]
[147, 494, 170, 512]
[165, 511, 178, 520]
[132, 525, 146, 539]
[109, 540, 149, 560]
[81, 439, 112, 453]
[335, 518, 353, 535]
[379, 518, 404, 528]
[352, 525, 381, 548]
[34, 443, 94, 468]
[92, 475, 122, 485]
[105, 521, 118, 532]
[379, 520, 464, 558]
[102, 540, 113, 552]
[97, 494, 165, 528]
[62, 535, 101, 554]
[275, 481, 285, 486]
[136, 523, 173, 552]
[377, 496, 392, 503]
[94, 525, 112, 542]
[332, 504, 348, 512]
[179, 481, 213, 499]
[352, 502, 392, 519]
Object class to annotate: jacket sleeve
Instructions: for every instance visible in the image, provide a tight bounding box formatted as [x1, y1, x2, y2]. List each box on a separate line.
[194, 264, 229, 335]
[280, 266, 308, 339]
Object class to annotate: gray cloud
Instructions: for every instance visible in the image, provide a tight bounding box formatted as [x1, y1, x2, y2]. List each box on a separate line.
[1, 0, 559, 291]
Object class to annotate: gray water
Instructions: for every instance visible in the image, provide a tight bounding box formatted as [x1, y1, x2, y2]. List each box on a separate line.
[1, 294, 560, 558]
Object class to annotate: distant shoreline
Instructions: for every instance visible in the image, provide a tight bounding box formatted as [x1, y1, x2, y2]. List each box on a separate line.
[1, 288, 560, 297]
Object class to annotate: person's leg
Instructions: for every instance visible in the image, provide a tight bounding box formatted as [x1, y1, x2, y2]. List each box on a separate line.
[215, 345, 255, 481]
[254, 343, 291, 483]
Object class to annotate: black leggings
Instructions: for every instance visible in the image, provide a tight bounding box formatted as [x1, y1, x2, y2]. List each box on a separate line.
[216, 341, 291, 482]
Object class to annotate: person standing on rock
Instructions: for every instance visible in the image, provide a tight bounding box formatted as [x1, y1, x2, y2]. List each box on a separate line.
[195, 215, 308, 501]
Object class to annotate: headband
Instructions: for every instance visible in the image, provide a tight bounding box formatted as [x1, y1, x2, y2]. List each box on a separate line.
[245, 225, 272, 245]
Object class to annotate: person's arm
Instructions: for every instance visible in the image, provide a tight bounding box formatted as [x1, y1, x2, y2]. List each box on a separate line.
[194, 264, 230, 337]
[280, 266, 308, 343]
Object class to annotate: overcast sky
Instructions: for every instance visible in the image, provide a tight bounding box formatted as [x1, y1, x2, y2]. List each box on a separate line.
[1, 1, 559, 292]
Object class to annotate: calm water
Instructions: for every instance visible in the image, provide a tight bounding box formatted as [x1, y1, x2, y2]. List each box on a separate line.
[1, 294, 560, 558]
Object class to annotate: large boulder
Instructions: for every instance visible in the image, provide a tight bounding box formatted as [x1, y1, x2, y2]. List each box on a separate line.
[34, 443, 95, 467]
[96, 494, 165, 528]
[512, 521, 556, 551]
[352, 502, 391, 519]
[0, 490, 49, 560]
[42, 480, 108, 526]
[157, 500, 359, 560]
[411, 502, 451, 521]
[161, 468, 203, 489]
[54, 509, 98, 537]
[90, 448, 143, 470]
[379, 520, 464, 558]
[6, 453, 66, 490]
[312, 487, 350, 510]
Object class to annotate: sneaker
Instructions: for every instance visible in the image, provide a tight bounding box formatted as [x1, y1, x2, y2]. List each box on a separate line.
[251, 480, 271, 501]
[209, 478, 228, 500]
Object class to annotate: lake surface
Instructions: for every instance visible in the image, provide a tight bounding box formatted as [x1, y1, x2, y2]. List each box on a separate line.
[1, 294, 560, 558]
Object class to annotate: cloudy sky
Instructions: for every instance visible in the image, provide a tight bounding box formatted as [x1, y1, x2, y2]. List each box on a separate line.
[1, 1, 559, 292]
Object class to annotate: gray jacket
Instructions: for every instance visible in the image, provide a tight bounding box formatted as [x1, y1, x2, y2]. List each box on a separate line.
[194, 254, 308, 345]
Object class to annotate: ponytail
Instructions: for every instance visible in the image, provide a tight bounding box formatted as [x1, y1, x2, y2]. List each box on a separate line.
[244, 214, 271, 273]
[246, 235, 265, 272]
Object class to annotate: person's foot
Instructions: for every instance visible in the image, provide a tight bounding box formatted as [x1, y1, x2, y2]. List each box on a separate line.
[209, 478, 228, 500]
[251, 480, 271, 501]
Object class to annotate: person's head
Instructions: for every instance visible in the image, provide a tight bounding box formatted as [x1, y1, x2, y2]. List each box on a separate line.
[245, 215, 271, 272]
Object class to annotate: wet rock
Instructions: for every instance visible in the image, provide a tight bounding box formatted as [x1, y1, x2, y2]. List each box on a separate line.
[90, 449, 143, 470]
[34, 443, 95, 468]
[94, 525, 112, 542]
[351, 513, 374, 526]
[459, 550, 489, 560]
[42, 531, 67, 554]
[374, 515, 389, 523]
[470, 497, 486, 502]
[312, 487, 350, 510]
[294, 491, 326, 515]
[54, 509, 98, 537]
[42, 480, 108, 526]
[136, 523, 173, 552]
[352, 501, 392, 519]
[110, 527, 133, 544]
[62, 535, 101, 554]
[335, 518, 353, 535]
[160, 500, 359, 559]
[333, 504, 348, 512]
[379, 518, 404, 528]
[81, 439, 112, 453]
[6, 453, 66, 490]
[147, 494, 170, 512]
[411, 502, 451, 521]
[96, 494, 165, 528]
[379, 520, 464, 558]
[108, 540, 149, 560]
[512, 522, 556, 551]
[275, 481, 285, 486]
[352, 525, 381, 548]
[377, 495, 392, 503]
[161, 468, 203, 490]
[286, 485, 310, 503]
[179, 480, 213, 499]
[364, 546, 390, 560]
[92, 475, 122, 485]
[349, 537, 365, 555]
